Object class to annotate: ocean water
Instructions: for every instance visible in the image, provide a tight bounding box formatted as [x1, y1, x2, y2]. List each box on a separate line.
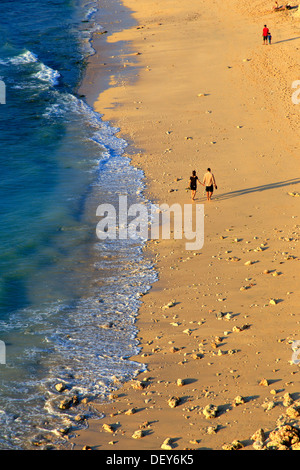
[0, 0, 156, 449]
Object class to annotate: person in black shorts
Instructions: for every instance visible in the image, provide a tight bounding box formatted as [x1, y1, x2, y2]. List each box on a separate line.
[203, 168, 217, 201]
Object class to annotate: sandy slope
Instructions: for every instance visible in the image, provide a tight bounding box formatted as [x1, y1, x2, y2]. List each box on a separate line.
[72, 0, 300, 450]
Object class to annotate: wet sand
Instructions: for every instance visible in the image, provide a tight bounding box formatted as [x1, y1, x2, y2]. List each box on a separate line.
[72, 0, 300, 450]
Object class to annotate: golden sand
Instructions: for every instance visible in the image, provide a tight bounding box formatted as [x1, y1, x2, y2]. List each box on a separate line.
[72, 0, 300, 450]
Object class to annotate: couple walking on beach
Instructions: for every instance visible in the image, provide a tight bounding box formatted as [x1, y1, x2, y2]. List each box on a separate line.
[189, 168, 217, 201]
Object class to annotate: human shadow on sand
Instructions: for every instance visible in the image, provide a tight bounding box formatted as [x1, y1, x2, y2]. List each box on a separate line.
[211, 178, 300, 202]
[273, 35, 300, 44]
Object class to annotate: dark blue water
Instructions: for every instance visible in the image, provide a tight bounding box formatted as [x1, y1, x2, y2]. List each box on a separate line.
[0, 0, 156, 449]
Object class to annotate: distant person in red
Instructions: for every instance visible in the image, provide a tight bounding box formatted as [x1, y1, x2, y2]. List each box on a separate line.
[262, 25, 269, 44]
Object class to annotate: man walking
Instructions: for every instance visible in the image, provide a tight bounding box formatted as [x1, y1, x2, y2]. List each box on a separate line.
[203, 168, 217, 201]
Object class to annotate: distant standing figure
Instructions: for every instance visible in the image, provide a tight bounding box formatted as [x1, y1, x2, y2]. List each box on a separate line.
[262, 25, 269, 44]
[268, 31, 272, 44]
[189, 170, 201, 200]
[203, 168, 217, 201]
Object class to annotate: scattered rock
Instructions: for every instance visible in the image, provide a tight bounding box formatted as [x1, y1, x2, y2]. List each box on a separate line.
[233, 395, 246, 406]
[207, 425, 218, 434]
[191, 353, 202, 360]
[131, 380, 146, 390]
[222, 440, 244, 450]
[283, 393, 294, 407]
[269, 425, 300, 447]
[161, 438, 173, 450]
[162, 301, 176, 309]
[259, 378, 269, 387]
[132, 430, 144, 439]
[125, 408, 136, 415]
[203, 404, 218, 419]
[251, 428, 266, 443]
[55, 382, 66, 393]
[286, 402, 300, 419]
[102, 423, 115, 433]
[262, 400, 275, 412]
[58, 396, 78, 410]
[177, 378, 185, 387]
[232, 324, 250, 333]
[168, 396, 180, 408]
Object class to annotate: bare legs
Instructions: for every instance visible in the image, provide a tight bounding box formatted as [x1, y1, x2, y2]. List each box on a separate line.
[206, 190, 213, 201]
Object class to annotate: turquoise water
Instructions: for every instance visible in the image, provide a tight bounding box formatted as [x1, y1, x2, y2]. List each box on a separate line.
[0, 0, 156, 449]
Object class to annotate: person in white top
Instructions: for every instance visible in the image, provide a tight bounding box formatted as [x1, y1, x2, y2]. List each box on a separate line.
[203, 168, 217, 201]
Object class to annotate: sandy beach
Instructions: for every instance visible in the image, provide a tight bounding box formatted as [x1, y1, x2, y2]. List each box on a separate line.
[72, 0, 300, 450]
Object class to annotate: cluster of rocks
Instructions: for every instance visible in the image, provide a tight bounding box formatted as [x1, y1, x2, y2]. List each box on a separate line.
[222, 396, 300, 450]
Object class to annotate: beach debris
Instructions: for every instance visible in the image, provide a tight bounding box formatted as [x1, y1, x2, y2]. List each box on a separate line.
[102, 423, 115, 433]
[132, 430, 144, 439]
[222, 440, 244, 450]
[161, 438, 173, 450]
[168, 396, 180, 408]
[203, 404, 218, 419]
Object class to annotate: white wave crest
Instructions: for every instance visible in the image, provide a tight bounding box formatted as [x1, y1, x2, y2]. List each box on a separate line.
[34, 63, 60, 86]
[9, 50, 38, 65]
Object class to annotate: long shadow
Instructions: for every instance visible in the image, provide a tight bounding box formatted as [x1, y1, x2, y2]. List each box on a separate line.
[207, 178, 300, 202]
[273, 36, 300, 44]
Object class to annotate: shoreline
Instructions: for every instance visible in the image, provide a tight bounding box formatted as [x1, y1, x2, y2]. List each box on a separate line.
[73, 0, 300, 450]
